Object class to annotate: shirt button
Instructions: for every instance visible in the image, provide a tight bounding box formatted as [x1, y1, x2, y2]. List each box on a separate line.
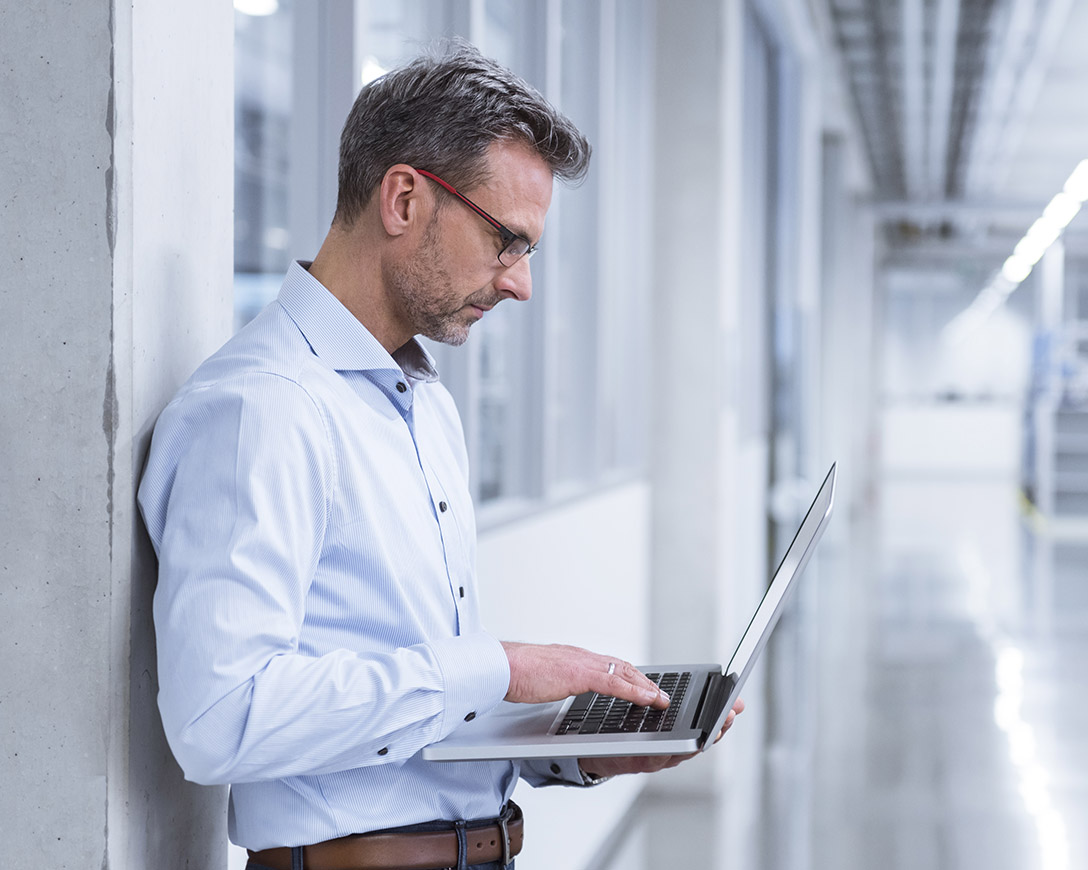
[550, 763, 562, 775]
[396, 382, 407, 393]
[439, 501, 448, 512]
[464, 712, 476, 722]
[378, 747, 389, 756]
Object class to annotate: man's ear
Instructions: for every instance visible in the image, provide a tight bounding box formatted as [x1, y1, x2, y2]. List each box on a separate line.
[377, 165, 425, 238]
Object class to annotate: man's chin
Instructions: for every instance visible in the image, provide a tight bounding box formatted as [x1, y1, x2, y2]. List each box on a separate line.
[423, 324, 471, 347]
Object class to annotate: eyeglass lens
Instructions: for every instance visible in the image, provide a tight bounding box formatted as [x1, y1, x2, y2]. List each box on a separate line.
[498, 237, 533, 267]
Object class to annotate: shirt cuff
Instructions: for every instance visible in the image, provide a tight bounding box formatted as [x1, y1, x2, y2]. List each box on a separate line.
[520, 756, 612, 788]
[428, 632, 510, 739]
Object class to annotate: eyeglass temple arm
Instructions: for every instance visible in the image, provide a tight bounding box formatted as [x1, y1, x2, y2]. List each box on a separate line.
[415, 169, 508, 235]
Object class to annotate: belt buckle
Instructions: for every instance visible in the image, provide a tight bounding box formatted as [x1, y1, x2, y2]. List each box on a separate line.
[498, 813, 511, 867]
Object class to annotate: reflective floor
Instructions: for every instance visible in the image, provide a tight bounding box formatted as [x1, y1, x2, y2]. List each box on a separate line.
[629, 469, 1088, 870]
[812, 473, 1088, 870]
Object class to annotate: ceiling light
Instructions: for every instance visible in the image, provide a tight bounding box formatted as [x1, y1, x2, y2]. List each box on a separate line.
[234, 0, 279, 16]
[1023, 215, 1063, 251]
[1001, 253, 1033, 284]
[944, 158, 1087, 345]
[360, 56, 389, 87]
[1042, 190, 1081, 228]
[1064, 158, 1088, 201]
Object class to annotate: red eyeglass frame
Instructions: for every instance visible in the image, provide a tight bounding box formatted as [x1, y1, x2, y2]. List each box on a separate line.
[415, 168, 537, 266]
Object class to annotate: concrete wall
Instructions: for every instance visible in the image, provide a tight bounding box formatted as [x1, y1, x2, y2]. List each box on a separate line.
[0, 2, 233, 865]
[1, 4, 116, 862]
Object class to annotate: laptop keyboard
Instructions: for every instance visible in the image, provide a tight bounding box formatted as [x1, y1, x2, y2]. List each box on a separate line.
[555, 671, 692, 735]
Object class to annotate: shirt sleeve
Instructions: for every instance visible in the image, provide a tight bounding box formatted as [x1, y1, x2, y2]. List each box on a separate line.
[139, 372, 511, 786]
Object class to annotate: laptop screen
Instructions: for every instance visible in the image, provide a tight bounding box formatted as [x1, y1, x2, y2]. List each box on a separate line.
[724, 464, 836, 688]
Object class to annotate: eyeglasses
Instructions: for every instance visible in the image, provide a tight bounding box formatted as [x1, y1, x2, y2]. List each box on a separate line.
[415, 168, 537, 267]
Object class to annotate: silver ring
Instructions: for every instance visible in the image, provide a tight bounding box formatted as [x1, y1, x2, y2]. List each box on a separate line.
[607, 662, 616, 675]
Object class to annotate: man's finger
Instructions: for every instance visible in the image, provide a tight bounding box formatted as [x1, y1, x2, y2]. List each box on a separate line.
[598, 663, 669, 709]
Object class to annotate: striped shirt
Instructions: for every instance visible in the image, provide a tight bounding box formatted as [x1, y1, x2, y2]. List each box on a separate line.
[138, 261, 575, 850]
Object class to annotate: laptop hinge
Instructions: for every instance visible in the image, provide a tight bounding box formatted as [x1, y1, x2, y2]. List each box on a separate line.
[694, 671, 737, 738]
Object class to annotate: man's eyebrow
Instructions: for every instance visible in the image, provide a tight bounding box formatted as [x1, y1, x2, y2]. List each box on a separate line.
[508, 213, 544, 245]
[494, 216, 537, 246]
[487, 197, 536, 242]
[514, 224, 540, 244]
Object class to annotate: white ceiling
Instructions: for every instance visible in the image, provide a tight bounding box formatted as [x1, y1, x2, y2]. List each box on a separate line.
[824, 0, 1088, 250]
[998, 0, 1088, 205]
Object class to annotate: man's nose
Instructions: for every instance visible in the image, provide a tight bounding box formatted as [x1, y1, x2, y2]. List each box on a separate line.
[494, 256, 533, 302]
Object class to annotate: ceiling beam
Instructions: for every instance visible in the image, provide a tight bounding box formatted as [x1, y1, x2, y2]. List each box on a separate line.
[873, 197, 1051, 223]
[884, 243, 1036, 267]
[985, 0, 1076, 190]
[927, 0, 961, 198]
[963, 0, 1036, 195]
[858, 0, 905, 196]
[900, 0, 926, 199]
[963, 0, 1074, 196]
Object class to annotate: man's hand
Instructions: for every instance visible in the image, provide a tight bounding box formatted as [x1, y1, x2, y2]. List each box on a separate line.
[500, 641, 670, 710]
[577, 697, 746, 779]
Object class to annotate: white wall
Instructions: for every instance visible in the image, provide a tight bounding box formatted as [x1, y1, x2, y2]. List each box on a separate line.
[881, 403, 1023, 476]
[119, 3, 235, 865]
[642, 2, 769, 867]
[477, 483, 652, 870]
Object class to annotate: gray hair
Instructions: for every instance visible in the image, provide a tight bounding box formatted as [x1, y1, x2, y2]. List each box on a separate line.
[334, 40, 591, 226]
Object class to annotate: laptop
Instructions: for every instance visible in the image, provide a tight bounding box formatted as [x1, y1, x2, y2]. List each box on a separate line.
[422, 462, 836, 762]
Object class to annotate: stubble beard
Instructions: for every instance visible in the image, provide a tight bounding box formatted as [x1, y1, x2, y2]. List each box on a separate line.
[387, 219, 503, 347]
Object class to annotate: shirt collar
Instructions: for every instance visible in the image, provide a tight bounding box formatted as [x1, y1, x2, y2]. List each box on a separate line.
[277, 260, 439, 384]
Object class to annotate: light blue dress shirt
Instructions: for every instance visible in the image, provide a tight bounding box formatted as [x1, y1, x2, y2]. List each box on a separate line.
[138, 262, 577, 850]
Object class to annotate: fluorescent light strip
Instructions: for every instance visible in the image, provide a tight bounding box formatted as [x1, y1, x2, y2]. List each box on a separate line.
[234, 0, 279, 16]
[944, 158, 1088, 344]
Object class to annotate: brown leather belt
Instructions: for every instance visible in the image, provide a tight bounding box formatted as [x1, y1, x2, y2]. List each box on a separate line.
[247, 802, 523, 870]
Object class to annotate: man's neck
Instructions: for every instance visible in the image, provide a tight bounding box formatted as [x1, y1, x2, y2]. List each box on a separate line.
[308, 225, 410, 353]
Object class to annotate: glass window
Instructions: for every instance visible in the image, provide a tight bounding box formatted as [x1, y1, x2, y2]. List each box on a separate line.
[234, 1, 293, 331]
[465, 2, 551, 507]
[739, 2, 775, 448]
[232, 0, 654, 516]
[355, 0, 465, 84]
[550, 0, 603, 490]
[474, 302, 539, 503]
[600, 0, 652, 476]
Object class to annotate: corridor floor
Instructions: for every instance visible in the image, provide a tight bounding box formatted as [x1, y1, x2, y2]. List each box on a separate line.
[812, 473, 1088, 870]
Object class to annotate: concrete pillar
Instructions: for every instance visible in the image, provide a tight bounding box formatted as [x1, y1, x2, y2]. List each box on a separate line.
[1, 2, 233, 865]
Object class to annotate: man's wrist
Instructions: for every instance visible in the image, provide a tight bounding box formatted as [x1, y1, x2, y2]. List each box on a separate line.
[576, 760, 613, 787]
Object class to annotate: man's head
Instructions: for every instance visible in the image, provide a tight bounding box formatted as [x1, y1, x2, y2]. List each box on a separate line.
[314, 42, 589, 351]
[334, 40, 591, 228]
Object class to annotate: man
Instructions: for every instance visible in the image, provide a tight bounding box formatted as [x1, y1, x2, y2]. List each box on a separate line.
[139, 43, 740, 870]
